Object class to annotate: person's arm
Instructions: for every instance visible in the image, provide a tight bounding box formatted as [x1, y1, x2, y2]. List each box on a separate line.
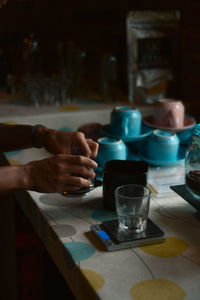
[0, 164, 28, 193]
[0, 123, 99, 194]
[0, 123, 48, 152]
[0, 154, 97, 194]
[0, 123, 98, 158]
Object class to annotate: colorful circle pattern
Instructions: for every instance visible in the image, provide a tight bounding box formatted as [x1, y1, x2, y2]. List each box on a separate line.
[130, 278, 186, 300]
[140, 236, 188, 257]
[64, 241, 95, 262]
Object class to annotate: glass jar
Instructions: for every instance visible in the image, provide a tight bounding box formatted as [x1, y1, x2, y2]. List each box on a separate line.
[185, 124, 200, 199]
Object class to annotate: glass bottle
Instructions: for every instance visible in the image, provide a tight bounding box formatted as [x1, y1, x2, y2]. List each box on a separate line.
[185, 124, 200, 199]
[101, 54, 118, 103]
[22, 33, 40, 76]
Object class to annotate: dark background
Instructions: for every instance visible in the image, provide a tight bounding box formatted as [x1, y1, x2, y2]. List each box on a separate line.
[0, 0, 199, 118]
[0, 2, 199, 298]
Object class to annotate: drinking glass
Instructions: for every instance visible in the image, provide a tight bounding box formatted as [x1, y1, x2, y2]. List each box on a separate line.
[115, 184, 151, 233]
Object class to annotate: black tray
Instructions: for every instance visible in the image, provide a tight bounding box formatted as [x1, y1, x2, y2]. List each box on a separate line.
[170, 184, 200, 212]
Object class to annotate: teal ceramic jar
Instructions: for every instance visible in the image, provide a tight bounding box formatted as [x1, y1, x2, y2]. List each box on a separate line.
[146, 129, 180, 162]
[96, 137, 127, 169]
[110, 106, 142, 137]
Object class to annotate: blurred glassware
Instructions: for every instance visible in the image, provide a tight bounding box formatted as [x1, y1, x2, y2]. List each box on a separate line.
[22, 33, 41, 77]
[22, 74, 72, 108]
[63, 42, 87, 101]
[101, 54, 118, 102]
[0, 47, 12, 89]
[7, 73, 16, 94]
[57, 41, 67, 80]
[23, 75, 42, 107]
[59, 78, 72, 106]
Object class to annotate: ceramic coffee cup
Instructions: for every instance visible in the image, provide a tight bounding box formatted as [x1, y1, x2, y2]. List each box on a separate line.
[103, 160, 149, 211]
[95, 137, 127, 170]
[146, 129, 180, 162]
[110, 106, 142, 137]
[153, 98, 185, 129]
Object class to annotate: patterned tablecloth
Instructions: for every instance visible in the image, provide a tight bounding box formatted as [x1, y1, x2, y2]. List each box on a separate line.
[2, 104, 200, 300]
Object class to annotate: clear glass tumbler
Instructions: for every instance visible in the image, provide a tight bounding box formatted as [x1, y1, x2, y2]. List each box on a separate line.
[115, 184, 151, 233]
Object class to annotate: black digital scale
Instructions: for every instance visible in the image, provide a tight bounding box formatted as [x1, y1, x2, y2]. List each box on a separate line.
[91, 218, 166, 251]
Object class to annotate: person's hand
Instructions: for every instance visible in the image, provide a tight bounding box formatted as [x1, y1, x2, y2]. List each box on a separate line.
[24, 154, 97, 193]
[35, 126, 98, 158]
[78, 122, 103, 141]
[45, 130, 99, 158]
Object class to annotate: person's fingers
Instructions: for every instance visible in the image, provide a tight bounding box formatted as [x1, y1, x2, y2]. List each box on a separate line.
[65, 176, 92, 189]
[64, 154, 98, 169]
[57, 176, 91, 192]
[44, 130, 98, 159]
[71, 132, 92, 157]
[70, 166, 96, 180]
[50, 176, 92, 193]
[25, 154, 98, 193]
[86, 138, 99, 158]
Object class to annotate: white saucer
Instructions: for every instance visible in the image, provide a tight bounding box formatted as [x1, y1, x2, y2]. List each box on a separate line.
[143, 115, 196, 133]
[100, 124, 152, 142]
[138, 146, 186, 167]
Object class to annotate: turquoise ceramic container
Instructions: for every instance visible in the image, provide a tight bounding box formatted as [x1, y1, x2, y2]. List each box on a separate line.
[96, 137, 127, 169]
[146, 129, 180, 162]
[110, 106, 142, 137]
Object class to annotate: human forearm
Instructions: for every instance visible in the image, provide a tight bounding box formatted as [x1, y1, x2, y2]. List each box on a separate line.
[0, 123, 98, 159]
[0, 165, 28, 194]
[0, 123, 48, 152]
